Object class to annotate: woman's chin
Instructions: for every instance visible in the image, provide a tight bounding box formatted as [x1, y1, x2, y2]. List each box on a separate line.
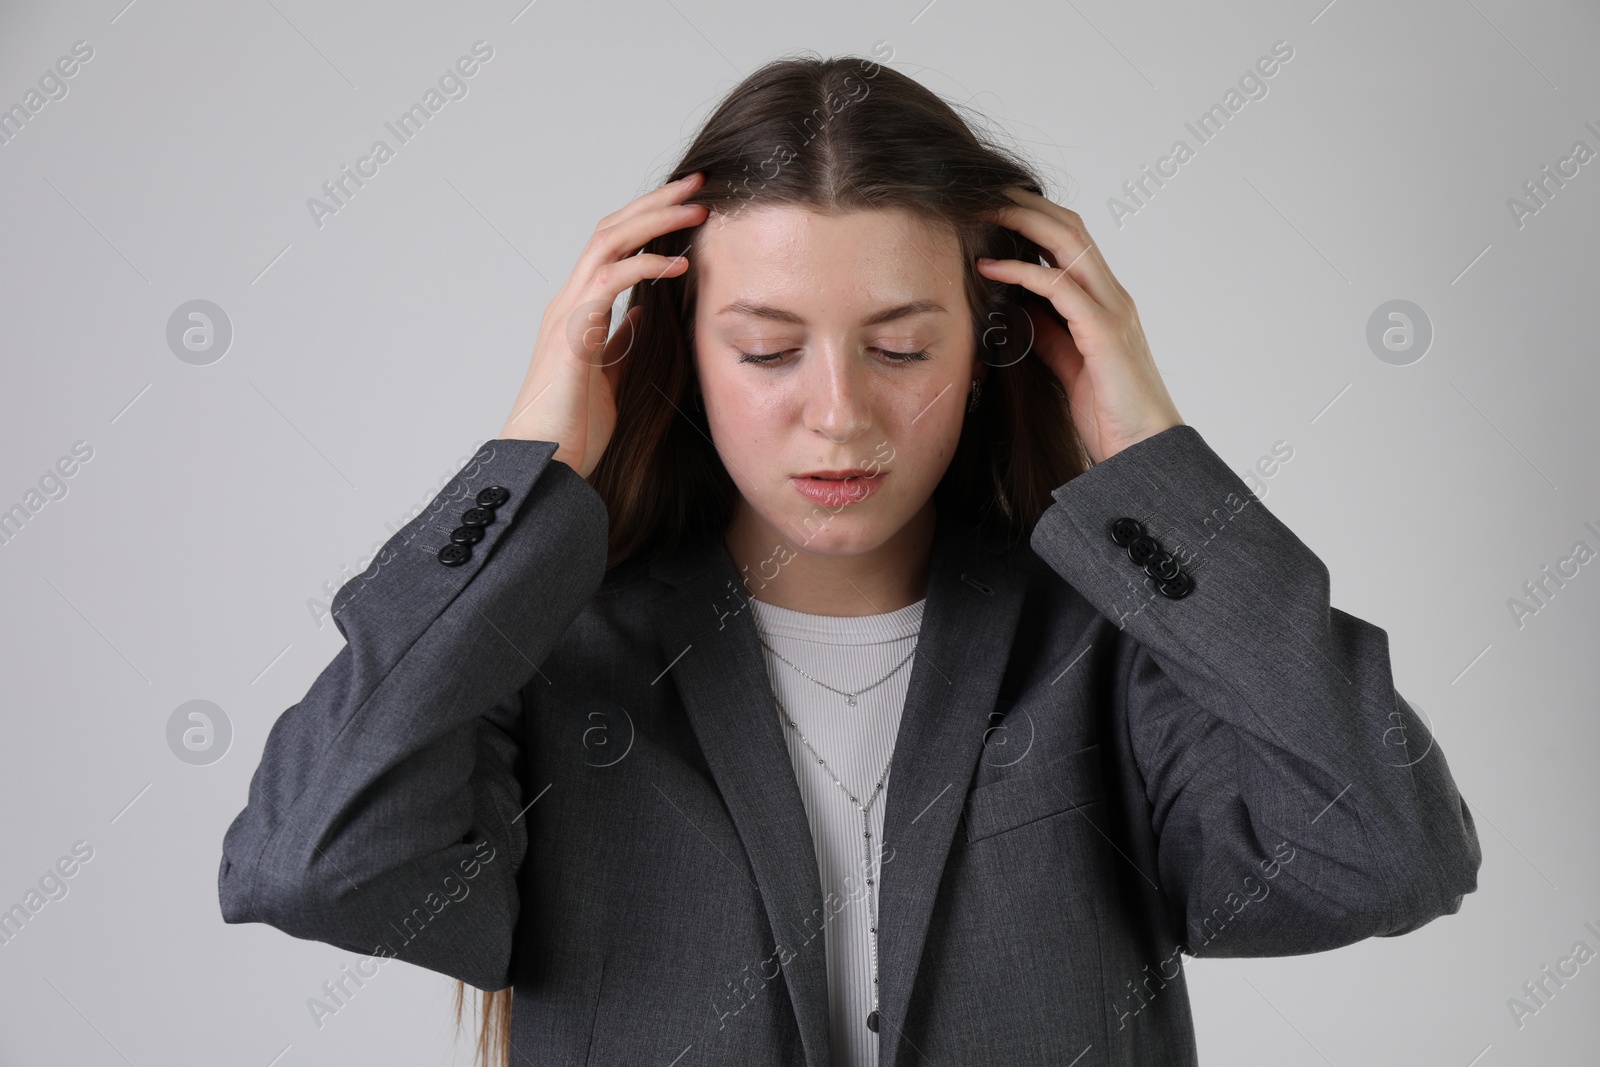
[778, 510, 898, 557]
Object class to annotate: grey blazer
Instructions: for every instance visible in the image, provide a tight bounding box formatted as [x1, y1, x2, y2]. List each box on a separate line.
[217, 424, 1481, 1067]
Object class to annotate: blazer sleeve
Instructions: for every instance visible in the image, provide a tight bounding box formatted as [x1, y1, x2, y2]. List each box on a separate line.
[217, 438, 609, 991]
[1027, 424, 1482, 958]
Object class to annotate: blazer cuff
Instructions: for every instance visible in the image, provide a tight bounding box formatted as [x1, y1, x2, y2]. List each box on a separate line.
[1028, 423, 1327, 641]
[328, 438, 608, 662]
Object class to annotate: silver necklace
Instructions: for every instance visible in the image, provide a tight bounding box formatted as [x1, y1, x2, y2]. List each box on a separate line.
[770, 687, 898, 1035]
[757, 638, 917, 706]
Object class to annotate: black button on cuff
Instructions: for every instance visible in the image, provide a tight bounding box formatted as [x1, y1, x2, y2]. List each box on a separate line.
[460, 507, 495, 527]
[1157, 572, 1194, 599]
[1144, 550, 1180, 581]
[1107, 514, 1192, 599]
[1109, 517, 1143, 546]
[450, 525, 484, 545]
[476, 485, 510, 508]
[438, 543, 471, 567]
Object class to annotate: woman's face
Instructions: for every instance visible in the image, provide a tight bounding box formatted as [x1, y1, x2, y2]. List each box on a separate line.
[691, 203, 980, 558]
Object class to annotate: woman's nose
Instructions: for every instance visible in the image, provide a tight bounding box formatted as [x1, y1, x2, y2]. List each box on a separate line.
[806, 350, 873, 442]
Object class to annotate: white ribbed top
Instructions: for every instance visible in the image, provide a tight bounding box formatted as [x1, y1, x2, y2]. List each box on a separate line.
[749, 593, 926, 1067]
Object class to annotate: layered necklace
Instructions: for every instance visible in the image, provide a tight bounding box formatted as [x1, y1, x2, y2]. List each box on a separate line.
[756, 633, 918, 1036]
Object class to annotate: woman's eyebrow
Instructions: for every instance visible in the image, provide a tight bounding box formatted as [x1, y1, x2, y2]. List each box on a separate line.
[714, 299, 947, 326]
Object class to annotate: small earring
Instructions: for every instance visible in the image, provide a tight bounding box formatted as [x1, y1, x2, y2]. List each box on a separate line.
[967, 378, 983, 413]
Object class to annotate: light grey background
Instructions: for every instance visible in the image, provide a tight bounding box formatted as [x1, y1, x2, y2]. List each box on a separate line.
[1, 0, 1596, 1064]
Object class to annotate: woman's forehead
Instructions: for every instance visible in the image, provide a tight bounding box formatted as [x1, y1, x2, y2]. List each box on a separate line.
[693, 204, 964, 315]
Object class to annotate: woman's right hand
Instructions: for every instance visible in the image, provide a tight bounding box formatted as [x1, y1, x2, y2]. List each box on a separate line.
[499, 172, 708, 480]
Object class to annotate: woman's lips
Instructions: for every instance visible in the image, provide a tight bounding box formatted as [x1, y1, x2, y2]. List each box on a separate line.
[790, 472, 885, 507]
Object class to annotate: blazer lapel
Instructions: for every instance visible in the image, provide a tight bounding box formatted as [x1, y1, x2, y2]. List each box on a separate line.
[646, 515, 1030, 1067]
[873, 519, 1028, 1067]
[647, 537, 836, 1067]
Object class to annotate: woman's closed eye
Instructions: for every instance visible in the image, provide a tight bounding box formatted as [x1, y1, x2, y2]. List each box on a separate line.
[736, 347, 932, 365]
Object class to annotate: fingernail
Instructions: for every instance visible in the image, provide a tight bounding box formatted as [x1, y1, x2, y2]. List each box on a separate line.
[976, 257, 995, 265]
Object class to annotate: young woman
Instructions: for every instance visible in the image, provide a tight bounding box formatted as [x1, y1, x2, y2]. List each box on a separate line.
[218, 54, 1481, 1067]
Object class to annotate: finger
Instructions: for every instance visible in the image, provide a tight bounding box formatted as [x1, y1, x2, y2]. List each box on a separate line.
[591, 175, 709, 255]
[572, 204, 704, 286]
[578, 251, 688, 330]
[1020, 301, 1101, 436]
[574, 202, 706, 281]
[997, 188, 1114, 271]
[983, 199, 1125, 310]
[985, 199, 1118, 307]
[593, 171, 705, 231]
[1023, 299, 1079, 381]
[559, 256, 680, 362]
[976, 255, 1098, 334]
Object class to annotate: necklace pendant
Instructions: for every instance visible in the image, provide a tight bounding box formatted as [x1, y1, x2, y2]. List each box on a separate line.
[847, 696, 857, 706]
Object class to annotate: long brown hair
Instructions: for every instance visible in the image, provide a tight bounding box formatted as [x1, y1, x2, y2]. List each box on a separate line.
[456, 50, 1090, 1066]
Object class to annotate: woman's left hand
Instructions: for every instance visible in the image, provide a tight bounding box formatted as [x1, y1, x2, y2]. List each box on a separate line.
[976, 188, 1183, 465]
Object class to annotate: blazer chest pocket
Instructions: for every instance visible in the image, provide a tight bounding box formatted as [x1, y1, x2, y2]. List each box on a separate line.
[963, 743, 1105, 844]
